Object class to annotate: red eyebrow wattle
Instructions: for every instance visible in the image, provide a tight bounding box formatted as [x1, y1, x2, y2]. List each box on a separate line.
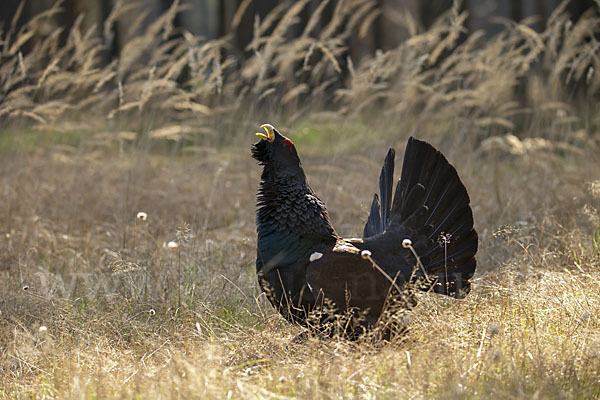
[282, 138, 293, 152]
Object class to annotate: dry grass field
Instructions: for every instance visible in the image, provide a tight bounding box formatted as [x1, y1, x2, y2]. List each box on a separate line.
[1, 1, 600, 398]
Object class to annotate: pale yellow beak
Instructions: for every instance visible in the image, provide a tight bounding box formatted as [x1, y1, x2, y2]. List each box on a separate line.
[256, 123, 275, 142]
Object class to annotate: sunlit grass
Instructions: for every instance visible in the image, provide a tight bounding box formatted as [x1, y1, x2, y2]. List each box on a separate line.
[1, 0, 600, 398]
[1, 119, 599, 398]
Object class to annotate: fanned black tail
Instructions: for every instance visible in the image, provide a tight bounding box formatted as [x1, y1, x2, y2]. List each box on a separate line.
[363, 148, 395, 238]
[363, 137, 478, 298]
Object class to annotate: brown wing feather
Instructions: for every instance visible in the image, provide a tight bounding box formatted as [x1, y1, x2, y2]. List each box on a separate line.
[305, 240, 409, 324]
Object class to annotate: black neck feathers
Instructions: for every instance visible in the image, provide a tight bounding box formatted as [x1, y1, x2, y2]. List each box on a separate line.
[256, 173, 337, 242]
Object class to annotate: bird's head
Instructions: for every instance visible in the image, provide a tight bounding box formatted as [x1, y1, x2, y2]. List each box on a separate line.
[251, 124, 301, 171]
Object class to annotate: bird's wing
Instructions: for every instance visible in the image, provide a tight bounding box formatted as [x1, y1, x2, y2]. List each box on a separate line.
[305, 240, 413, 323]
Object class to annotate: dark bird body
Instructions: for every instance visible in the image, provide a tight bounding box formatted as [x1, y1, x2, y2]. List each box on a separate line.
[252, 124, 478, 333]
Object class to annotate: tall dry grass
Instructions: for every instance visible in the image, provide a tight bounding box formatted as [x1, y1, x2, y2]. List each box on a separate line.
[1, 1, 598, 137]
[1, 0, 600, 398]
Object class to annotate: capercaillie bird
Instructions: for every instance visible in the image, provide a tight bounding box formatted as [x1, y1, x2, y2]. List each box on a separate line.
[252, 124, 477, 335]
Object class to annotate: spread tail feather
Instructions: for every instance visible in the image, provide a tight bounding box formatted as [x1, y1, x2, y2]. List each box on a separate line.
[362, 137, 478, 298]
[363, 149, 395, 238]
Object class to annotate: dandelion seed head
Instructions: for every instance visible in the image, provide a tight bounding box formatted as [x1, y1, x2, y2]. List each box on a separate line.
[176, 221, 191, 243]
[439, 233, 452, 244]
[136, 211, 148, 221]
[39, 325, 47, 333]
[402, 239, 412, 248]
[361, 250, 372, 259]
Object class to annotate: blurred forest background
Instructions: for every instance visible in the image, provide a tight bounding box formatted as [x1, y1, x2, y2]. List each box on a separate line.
[1, 0, 599, 140]
[1, 0, 597, 58]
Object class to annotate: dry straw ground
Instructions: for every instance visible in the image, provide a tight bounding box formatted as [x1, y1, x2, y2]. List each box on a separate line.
[1, 1, 600, 398]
